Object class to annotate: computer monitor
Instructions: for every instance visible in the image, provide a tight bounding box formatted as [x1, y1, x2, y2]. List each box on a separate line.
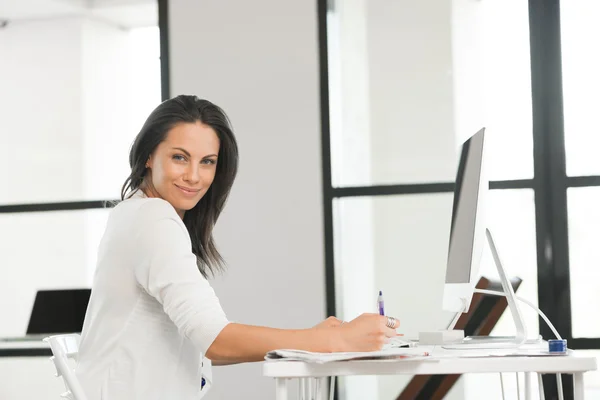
[440, 128, 527, 349]
[442, 127, 487, 314]
[26, 289, 91, 335]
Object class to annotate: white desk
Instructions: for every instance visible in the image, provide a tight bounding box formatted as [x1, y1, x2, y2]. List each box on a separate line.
[263, 347, 598, 400]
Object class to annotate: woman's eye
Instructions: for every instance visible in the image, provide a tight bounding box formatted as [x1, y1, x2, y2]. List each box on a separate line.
[201, 159, 216, 165]
[173, 154, 186, 161]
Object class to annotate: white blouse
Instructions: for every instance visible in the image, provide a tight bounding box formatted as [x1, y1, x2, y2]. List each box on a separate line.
[76, 190, 230, 400]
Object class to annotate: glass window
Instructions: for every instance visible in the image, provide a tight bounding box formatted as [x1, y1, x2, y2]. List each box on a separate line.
[0, 14, 160, 205]
[567, 187, 600, 338]
[561, 1, 600, 177]
[326, 0, 533, 187]
[333, 193, 455, 400]
[483, 189, 539, 337]
[459, 189, 539, 400]
[333, 189, 537, 399]
[480, 0, 534, 181]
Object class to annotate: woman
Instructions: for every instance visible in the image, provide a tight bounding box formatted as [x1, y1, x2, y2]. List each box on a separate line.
[75, 95, 400, 399]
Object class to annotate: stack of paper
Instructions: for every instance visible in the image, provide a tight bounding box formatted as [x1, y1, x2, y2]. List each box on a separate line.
[265, 347, 431, 364]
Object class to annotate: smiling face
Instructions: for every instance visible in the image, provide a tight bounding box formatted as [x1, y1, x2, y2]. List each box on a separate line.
[143, 121, 220, 218]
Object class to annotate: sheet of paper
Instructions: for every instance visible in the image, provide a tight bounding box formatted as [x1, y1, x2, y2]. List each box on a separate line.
[265, 347, 432, 363]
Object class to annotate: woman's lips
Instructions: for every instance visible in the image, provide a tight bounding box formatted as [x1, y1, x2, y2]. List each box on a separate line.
[175, 184, 200, 196]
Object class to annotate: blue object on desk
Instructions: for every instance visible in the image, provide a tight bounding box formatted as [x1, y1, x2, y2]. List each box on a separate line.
[548, 339, 567, 354]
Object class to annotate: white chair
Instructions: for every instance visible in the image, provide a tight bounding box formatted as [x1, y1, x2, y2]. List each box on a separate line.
[44, 334, 88, 400]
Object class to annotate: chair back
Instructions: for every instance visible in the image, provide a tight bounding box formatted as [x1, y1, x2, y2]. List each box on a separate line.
[44, 334, 88, 400]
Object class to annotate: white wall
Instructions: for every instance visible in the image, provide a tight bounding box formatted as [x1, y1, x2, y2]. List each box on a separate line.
[168, 1, 326, 399]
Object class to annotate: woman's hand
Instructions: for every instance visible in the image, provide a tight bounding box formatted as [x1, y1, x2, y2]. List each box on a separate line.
[313, 316, 343, 329]
[334, 313, 400, 352]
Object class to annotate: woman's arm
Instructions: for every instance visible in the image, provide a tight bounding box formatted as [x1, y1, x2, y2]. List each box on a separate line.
[205, 323, 339, 364]
[205, 313, 399, 364]
[132, 205, 399, 363]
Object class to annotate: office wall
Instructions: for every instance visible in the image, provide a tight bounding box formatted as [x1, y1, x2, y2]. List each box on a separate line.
[168, 1, 326, 399]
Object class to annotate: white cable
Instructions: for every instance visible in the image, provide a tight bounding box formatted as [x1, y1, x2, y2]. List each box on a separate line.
[474, 288, 565, 400]
[516, 372, 521, 400]
[499, 372, 506, 400]
[473, 289, 562, 340]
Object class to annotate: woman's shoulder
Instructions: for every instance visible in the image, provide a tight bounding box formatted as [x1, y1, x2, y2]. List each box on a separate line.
[113, 195, 182, 228]
[123, 198, 190, 250]
[135, 197, 179, 220]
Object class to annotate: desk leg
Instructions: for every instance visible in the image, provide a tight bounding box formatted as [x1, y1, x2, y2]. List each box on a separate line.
[573, 373, 584, 400]
[275, 378, 288, 400]
[525, 372, 532, 400]
[318, 377, 328, 400]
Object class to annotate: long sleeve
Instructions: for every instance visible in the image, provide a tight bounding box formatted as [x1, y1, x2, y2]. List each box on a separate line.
[133, 200, 229, 354]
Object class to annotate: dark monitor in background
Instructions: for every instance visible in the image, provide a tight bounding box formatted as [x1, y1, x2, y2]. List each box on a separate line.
[26, 289, 91, 335]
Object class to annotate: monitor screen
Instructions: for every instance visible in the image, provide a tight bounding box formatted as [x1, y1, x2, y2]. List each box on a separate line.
[26, 289, 91, 335]
[445, 128, 485, 284]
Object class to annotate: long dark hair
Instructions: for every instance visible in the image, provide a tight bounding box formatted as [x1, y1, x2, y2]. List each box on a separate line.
[121, 95, 239, 278]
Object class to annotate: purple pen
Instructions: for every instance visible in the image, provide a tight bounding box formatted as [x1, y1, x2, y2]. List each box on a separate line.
[377, 290, 385, 316]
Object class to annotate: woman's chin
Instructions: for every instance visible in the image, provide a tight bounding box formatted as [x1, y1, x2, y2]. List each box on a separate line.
[173, 197, 202, 212]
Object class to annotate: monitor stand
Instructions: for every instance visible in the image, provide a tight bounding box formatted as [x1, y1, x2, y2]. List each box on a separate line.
[442, 228, 527, 350]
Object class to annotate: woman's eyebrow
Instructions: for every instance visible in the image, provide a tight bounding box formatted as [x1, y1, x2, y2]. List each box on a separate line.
[172, 147, 217, 159]
[172, 147, 192, 157]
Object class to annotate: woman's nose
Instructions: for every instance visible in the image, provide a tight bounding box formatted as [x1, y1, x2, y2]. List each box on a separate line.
[184, 165, 201, 183]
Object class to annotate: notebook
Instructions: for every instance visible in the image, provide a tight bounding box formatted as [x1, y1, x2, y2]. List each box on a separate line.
[265, 347, 431, 363]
